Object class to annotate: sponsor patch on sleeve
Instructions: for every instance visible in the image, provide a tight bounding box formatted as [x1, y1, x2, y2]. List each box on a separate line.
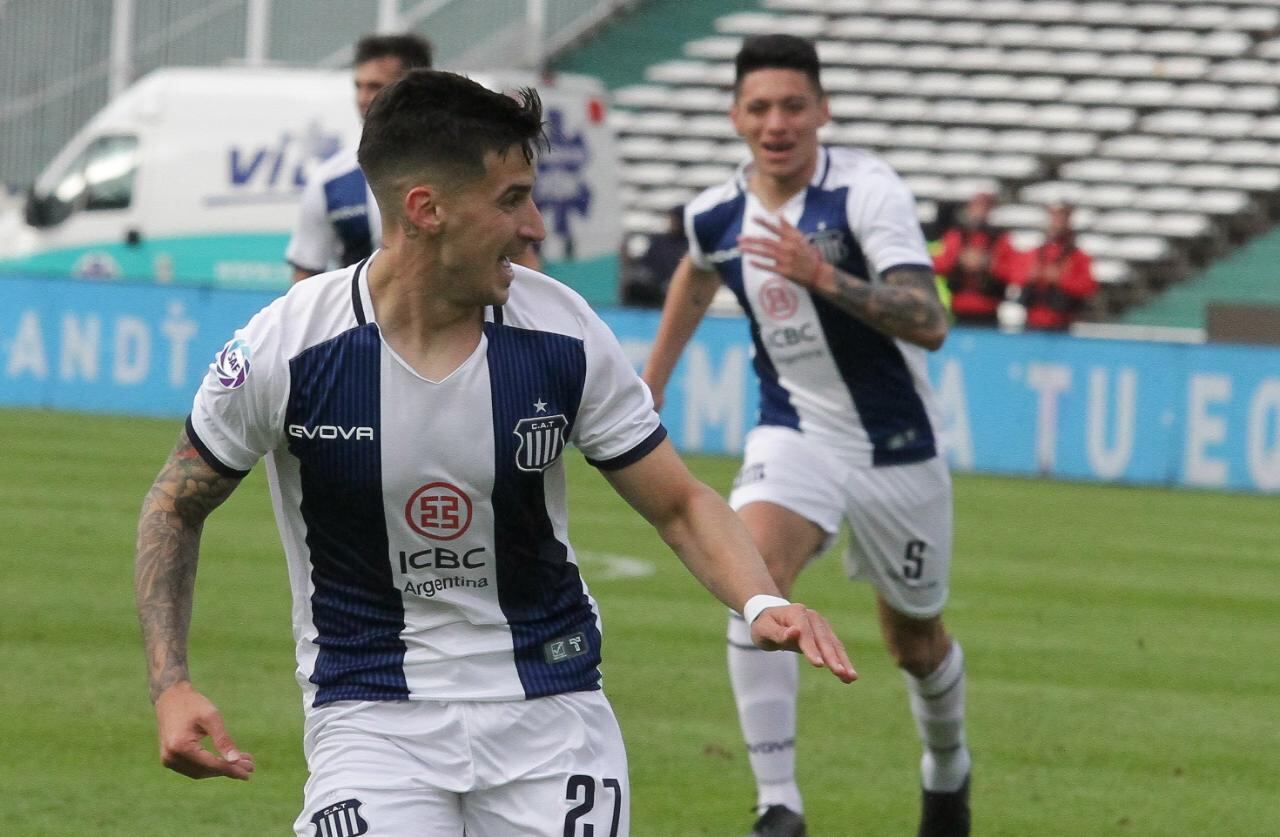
[214, 338, 252, 389]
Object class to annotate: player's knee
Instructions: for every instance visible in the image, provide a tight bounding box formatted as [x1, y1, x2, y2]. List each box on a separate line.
[886, 627, 950, 678]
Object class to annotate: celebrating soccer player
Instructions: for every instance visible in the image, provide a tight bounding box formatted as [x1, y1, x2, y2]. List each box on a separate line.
[642, 35, 971, 837]
[135, 69, 855, 836]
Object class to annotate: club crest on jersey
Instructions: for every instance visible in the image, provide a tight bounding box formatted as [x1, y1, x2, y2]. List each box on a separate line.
[514, 413, 568, 472]
[214, 338, 251, 389]
[808, 224, 849, 265]
[310, 798, 369, 837]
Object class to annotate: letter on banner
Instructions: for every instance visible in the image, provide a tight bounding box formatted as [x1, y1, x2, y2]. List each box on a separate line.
[1246, 379, 1280, 491]
[60, 313, 101, 382]
[683, 344, 745, 452]
[1026, 363, 1072, 473]
[1184, 373, 1230, 488]
[6, 311, 49, 379]
[1087, 367, 1136, 480]
[934, 358, 974, 469]
[113, 316, 151, 385]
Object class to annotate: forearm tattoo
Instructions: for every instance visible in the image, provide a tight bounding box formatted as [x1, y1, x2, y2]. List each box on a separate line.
[135, 430, 240, 702]
[827, 265, 948, 346]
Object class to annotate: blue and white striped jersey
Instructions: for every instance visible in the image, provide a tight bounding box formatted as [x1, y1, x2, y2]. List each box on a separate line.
[285, 147, 383, 274]
[685, 146, 941, 467]
[188, 257, 666, 710]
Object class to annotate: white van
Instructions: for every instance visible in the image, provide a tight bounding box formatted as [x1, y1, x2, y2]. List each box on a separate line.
[0, 65, 621, 291]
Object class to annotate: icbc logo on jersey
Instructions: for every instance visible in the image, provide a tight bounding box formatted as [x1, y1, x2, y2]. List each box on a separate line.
[758, 277, 800, 320]
[405, 482, 472, 540]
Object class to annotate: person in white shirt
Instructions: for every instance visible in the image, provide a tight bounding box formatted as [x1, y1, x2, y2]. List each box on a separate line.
[642, 34, 971, 837]
[136, 69, 856, 837]
[285, 33, 432, 282]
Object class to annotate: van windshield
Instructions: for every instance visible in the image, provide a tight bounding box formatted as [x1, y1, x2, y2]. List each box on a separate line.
[31, 135, 139, 227]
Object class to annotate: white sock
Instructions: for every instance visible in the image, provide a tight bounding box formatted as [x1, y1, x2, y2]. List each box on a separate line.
[728, 612, 803, 814]
[904, 640, 971, 793]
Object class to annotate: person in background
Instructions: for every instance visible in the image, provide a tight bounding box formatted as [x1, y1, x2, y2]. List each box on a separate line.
[619, 205, 687, 308]
[933, 192, 1016, 326]
[1012, 201, 1097, 331]
[285, 33, 433, 282]
[642, 34, 971, 837]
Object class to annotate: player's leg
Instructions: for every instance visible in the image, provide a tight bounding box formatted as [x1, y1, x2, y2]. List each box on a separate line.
[727, 428, 845, 835]
[842, 457, 970, 836]
[294, 702, 468, 836]
[461, 691, 630, 837]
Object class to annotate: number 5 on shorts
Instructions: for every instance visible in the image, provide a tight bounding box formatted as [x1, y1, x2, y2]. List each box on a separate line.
[564, 774, 623, 837]
[903, 539, 927, 580]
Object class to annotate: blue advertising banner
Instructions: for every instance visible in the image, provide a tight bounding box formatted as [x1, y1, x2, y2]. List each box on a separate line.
[3, 275, 1279, 492]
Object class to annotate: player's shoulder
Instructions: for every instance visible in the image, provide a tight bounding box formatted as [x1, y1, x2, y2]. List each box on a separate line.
[249, 265, 365, 357]
[309, 145, 362, 184]
[687, 167, 746, 218]
[823, 145, 906, 188]
[501, 266, 604, 340]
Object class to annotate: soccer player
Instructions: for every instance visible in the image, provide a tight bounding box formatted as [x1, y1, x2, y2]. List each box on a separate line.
[135, 69, 856, 837]
[285, 33, 433, 282]
[641, 35, 971, 837]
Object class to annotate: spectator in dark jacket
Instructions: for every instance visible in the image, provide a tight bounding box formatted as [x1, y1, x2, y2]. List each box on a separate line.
[620, 206, 688, 308]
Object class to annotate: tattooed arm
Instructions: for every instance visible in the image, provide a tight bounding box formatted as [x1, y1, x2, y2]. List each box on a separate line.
[641, 254, 722, 410]
[737, 215, 949, 351]
[135, 428, 255, 780]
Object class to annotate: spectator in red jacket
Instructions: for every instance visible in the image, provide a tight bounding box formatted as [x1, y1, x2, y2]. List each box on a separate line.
[1012, 202, 1098, 331]
[933, 192, 1016, 326]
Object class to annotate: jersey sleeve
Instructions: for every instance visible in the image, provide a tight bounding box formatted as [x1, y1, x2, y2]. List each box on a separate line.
[847, 167, 933, 276]
[683, 203, 714, 272]
[571, 308, 667, 470]
[187, 302, 289, 476]
[285, 170, 337, 274]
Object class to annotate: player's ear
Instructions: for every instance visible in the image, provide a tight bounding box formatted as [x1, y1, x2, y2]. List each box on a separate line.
[403, 185, 442, 235]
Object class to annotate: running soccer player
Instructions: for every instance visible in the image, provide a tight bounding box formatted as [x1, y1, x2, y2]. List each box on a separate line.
[285, 33, 432, 282]
[135, 69, 856, 837]
[641, 35, 971, 837]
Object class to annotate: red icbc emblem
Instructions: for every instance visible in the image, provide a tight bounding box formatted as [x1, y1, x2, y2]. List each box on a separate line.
[405, 482, 473, 540]
[759, 277, 799, 320]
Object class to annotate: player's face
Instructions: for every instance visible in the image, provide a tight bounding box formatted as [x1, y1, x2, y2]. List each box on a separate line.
[437, 147, 545, 305]
[355, 57, 407, 119]
[731, 69, 829, 186]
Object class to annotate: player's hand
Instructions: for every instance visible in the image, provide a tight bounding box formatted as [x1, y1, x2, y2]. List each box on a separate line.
[750, 603, 858, 684]
[154, 681, 256, 780]
[737, 215, 829, 292]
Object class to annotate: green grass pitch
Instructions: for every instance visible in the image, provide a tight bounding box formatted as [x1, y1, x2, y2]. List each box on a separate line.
[2, 407, 1277, 835]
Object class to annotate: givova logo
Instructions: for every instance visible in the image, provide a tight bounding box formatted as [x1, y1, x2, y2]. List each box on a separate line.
[310, 798, 368, 837]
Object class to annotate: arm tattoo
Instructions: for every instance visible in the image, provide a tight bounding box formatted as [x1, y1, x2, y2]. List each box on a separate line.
[135, 429, 241, 702]
[825, 265, 948, 348]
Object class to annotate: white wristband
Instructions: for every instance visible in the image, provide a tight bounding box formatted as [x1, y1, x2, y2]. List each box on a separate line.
[743, 594, 791, 626]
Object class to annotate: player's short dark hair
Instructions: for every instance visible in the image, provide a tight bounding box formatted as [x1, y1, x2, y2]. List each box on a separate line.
[734, 34, 823, 96]
[358, 70, 546, 205]
[353, 33, 433, 71]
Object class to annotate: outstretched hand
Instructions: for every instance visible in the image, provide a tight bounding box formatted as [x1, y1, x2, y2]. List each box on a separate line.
[154, 682, 256, 780]
[750, 603, 858, 684]
[738, 215, 829, 291]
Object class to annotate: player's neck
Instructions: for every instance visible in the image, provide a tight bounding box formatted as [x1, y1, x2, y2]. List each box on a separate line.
[366, 247, 485, 382]
[747, 169, 811, 212]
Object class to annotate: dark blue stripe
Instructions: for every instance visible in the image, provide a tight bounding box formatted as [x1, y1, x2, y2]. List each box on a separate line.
[485, 321, 602, 698]
[350, 257, 369, 324]
[323, 168, 374, 267]
[586, 424, 668, 470]
[691, 188, 747, 298]
[796, 186, 936, 465]
[286, 324, 407, 705]
[184, 414, 250, 478]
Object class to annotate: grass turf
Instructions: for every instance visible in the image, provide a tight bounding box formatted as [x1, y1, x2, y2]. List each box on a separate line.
[1, 407, 1277, 835]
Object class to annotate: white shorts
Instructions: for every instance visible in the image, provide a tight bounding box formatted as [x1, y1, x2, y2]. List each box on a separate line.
[729, 425, 953, 618]
[295, 690, 630, 837]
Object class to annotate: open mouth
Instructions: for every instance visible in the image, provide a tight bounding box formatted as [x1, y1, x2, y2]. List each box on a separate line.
[761, 141, 795, 154]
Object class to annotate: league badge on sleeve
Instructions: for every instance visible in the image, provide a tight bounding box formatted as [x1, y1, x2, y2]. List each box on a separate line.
[214, 338, 252, 389]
